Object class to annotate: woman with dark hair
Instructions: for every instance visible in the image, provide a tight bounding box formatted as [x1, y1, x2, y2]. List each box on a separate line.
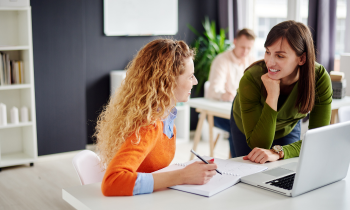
[230, 20, 332, 163]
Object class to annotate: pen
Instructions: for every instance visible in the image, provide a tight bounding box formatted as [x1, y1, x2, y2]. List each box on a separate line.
[190, 149, 222, 175]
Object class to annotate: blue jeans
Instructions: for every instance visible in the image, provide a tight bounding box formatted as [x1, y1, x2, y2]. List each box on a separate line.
[229, 107, 301, 157]
[213, 116, 237, 158]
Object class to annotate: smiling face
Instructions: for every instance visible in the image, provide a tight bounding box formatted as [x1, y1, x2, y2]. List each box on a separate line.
[264, 37, 305, 85]
[174, 57, 198, 102]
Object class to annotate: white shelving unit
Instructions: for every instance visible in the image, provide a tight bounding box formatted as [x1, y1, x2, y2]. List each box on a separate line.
[0, 6, 37, 170]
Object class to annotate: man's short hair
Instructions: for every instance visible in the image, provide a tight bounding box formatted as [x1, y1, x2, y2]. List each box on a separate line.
[235, 28, 256, 40]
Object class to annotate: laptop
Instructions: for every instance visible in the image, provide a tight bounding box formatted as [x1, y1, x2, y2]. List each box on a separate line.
[241, 121, 350, 197]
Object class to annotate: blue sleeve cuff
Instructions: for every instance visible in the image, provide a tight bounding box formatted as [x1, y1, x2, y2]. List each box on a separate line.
[133, 173, 154, 195]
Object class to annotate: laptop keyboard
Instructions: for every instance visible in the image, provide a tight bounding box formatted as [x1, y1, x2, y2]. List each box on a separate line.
[265, 173, 295, 190]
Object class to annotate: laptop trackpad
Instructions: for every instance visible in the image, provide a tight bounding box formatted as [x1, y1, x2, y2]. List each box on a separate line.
[263, 168, 294, 177]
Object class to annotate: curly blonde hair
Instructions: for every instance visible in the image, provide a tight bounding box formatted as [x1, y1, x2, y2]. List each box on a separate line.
[94, 38, 195, 167]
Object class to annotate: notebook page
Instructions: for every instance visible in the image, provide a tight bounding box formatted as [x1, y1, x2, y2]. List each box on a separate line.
[213, 157, 268, 177]
[154, 157, 268, 197]
[170, 170, 241, 197]
[153, 159, 198, 173]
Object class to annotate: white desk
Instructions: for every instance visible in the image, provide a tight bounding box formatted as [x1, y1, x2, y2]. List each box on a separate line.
[330, 96, 350, 123]
[186, 97, 350, 159]
[62, 157, 350, 210]
[185, 98, 232, 159]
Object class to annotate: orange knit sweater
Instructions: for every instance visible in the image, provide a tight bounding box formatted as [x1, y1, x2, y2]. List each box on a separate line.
[101, 121, 176, 196]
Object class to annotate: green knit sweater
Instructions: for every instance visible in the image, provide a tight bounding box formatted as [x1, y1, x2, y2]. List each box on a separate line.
[232, 62, 332, 159]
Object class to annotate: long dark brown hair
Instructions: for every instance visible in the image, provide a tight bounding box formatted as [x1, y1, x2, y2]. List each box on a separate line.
[246, 20, 315, 114]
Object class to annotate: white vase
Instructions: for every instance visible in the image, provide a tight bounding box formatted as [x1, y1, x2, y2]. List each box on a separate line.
[21, 106, 29, 122]
[0, 103, 7, 126]
[10, 107, 19, 124]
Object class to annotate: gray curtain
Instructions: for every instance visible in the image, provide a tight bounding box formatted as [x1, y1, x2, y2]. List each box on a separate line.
[308, 0, 337, 72]
[217, 0, 237, 39]
[233, 0, 238, 37]
[218, 0, 228, 31]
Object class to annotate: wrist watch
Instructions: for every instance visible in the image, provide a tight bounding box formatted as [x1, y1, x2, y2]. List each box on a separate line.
[271, 145, 284, 159]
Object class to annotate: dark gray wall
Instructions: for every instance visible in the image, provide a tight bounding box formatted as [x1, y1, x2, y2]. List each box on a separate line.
[32, 0, 87, 155]
[32, 0, 217, 155]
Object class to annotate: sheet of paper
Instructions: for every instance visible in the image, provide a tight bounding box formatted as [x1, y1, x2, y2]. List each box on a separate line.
[153, 157, 268, 197]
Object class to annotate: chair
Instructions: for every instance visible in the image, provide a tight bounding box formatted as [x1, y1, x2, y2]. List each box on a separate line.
[72, 150, 106, 185]
[338, 105, 350, 123]
[204, 81, 211, 98]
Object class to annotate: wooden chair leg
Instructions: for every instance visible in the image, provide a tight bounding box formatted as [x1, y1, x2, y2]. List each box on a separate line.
[190, 111, 207, 160]
[331, 109, 338, 124]
[213, 134, 220, 148]
[208, 114, 215, 157]
[213, 131, 232, 159]
[212, 129, 232, 159]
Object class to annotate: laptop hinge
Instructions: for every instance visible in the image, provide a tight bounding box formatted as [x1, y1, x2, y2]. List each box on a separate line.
[257, 185, 287, 195]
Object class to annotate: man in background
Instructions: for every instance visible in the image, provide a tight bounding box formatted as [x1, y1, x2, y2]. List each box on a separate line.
[206, 28, 256, 157]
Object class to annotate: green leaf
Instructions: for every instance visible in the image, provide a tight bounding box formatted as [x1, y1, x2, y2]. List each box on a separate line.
[219, 29, 226, 49]
[187, 16, 231, 94]
[187, 24, 201, 37]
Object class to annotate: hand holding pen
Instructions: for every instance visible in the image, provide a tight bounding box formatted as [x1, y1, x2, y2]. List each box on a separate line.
[191, 149, 222, 175]
[178, 150, 218, 185]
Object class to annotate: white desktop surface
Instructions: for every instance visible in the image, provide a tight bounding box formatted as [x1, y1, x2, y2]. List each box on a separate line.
[62, 157, 350, 210]
[331, 96, 350, 109]
[186, 96, 350, 114]
[186, 98, 232, 115]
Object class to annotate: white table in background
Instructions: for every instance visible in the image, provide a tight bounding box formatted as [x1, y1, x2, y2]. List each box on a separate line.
[186, 96, 350, 160]
[62, 157, 350, 210]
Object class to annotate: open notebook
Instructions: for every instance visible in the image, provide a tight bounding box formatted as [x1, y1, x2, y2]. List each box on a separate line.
[154, 157, 268, 197]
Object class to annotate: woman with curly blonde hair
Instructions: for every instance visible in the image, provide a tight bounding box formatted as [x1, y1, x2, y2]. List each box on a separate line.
[95, 39, 217, 196]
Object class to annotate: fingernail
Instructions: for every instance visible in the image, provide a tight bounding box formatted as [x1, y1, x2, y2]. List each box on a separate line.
[210, 159, 214, 162]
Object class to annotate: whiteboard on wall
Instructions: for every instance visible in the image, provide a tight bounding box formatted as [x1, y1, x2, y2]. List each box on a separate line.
[104, 0, 178, 36]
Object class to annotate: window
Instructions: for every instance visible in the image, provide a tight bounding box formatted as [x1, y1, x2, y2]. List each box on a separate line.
[253, 0, 288, 59]
[336, 18, 346, 56]
[334, 0, 347, 71]
[247, 0, 312, 59]
[335, 0, 347, 57]
[246, 0, 344, 63]
[258, 18, 287, 39]
[301, 0, 309, 25]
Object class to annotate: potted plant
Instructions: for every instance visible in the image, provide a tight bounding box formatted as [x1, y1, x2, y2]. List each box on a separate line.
[188, 17, 231, 93]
